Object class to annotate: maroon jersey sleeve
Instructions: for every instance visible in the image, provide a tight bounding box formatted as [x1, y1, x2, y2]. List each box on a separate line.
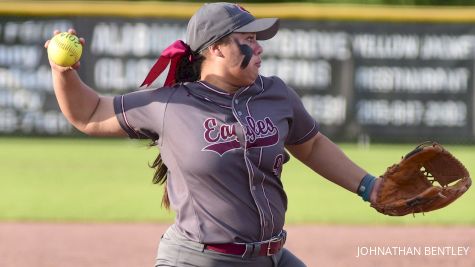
[284, 83, 319, 145]
[113, 88, 172, 140]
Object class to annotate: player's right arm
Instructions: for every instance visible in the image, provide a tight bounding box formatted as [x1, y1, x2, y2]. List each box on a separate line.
[46, 30, 127, 137]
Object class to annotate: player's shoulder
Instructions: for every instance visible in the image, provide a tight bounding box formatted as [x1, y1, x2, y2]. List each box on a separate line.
[256, 75, 287, 88]
[256, 75, 292, 97]
[121, 83, 187, 104]
[152, 83, 190, 97]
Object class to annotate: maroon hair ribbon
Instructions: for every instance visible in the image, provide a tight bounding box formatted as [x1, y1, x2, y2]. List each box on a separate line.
[140, 40, 191, 88]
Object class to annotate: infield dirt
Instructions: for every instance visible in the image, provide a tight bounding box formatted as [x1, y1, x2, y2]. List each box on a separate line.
[0, 223, 473, 267]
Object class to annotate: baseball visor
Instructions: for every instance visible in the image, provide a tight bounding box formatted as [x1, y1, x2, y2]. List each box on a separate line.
[235, 18, 280, 40]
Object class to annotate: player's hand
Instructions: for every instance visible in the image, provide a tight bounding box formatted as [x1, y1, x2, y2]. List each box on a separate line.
[44, 28, 85, 72]
[369, 178, 381, 204]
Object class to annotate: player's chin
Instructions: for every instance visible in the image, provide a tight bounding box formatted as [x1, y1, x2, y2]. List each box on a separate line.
[234, 67, 259, 86]
[246, 67, 260, 81]
[242, 72, 259, 85]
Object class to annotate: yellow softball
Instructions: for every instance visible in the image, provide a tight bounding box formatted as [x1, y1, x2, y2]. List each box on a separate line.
[47, 32, 83, 67]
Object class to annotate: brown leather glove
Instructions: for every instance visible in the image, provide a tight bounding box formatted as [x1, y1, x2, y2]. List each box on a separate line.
[371, 142, 471, 216]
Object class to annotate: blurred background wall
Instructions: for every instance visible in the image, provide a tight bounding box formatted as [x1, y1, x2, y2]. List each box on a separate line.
[1, 1, 475, 143]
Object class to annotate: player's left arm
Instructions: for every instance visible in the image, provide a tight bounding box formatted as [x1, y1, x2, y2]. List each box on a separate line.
[286, 132, 380, 202]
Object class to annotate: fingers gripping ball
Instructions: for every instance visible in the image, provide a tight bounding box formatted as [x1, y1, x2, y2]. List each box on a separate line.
[47, 32, 82, 67]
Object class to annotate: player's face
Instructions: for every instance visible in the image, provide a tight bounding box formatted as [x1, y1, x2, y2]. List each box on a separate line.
[221, 33, 263, 86]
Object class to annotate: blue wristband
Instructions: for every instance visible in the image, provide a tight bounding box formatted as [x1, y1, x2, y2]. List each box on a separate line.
[357, 174, 376, 202]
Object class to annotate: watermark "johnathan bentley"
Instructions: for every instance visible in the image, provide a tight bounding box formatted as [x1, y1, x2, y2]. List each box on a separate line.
[356, 246, 471, 258]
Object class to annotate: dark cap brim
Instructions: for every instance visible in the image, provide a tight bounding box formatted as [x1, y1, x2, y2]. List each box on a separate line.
[234, 18, 279, 40]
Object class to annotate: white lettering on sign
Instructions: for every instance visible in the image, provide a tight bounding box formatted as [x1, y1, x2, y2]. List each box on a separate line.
[262, 29, 350, 60]
[261, 58, 331, 89]
[352, 33, 475, 60]
[94, 58, 158, 92]
[0, 19, 75, 135]
[0, 109, 72, 134]
[424, 101, 466, 127]
[0, 89, 44, 111]
[352, 34, 419, 59]
[0, 66, 52, 91]
[2, 20, 72, 44]
[420, 35, 475, 60]
[91, 22, 186, 56]
[0, 45, 42, 68]
[357, 100, 424, 126]
[20, 111, 72, 134]
[357, 100, 466, 127]
[301, 94, 346, 125]
[355, 67, 469, 93]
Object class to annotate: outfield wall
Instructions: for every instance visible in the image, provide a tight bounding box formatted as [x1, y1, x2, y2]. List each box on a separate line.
[1, 1, 475, 142]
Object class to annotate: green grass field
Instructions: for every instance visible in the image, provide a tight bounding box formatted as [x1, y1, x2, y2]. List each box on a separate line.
[0, 137, 473, 225]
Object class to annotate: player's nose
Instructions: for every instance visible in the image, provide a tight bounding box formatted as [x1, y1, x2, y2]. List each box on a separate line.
[254, 42, 263, 56]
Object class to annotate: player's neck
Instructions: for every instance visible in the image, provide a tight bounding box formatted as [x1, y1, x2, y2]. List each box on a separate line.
[200, 74, 240, 94]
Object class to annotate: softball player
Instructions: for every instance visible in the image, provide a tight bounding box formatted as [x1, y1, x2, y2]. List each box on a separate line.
[46, 2, 380, 266]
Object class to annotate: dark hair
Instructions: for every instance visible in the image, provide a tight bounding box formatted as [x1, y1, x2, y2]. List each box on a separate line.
[150, 36, 233, 209]
[149, 51, 206, 210]
[175, 53, 205, 83]
[149, 152, 170, 209]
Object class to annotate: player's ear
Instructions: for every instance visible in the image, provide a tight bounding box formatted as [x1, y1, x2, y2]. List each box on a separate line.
[208, 43, 224, 58]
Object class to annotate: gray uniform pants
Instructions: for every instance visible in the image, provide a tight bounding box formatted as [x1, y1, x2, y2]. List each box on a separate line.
[155, 226, 307, 267]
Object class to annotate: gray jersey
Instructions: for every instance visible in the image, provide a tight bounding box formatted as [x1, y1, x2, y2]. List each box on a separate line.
[114, 75, 319, 244]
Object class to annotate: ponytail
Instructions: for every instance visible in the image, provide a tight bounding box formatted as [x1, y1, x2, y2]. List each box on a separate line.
[150, 152, 170, 209]
[149, 37, 230, 209]
[175, 53, 205, 83]
[150, 52, 205, 210]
